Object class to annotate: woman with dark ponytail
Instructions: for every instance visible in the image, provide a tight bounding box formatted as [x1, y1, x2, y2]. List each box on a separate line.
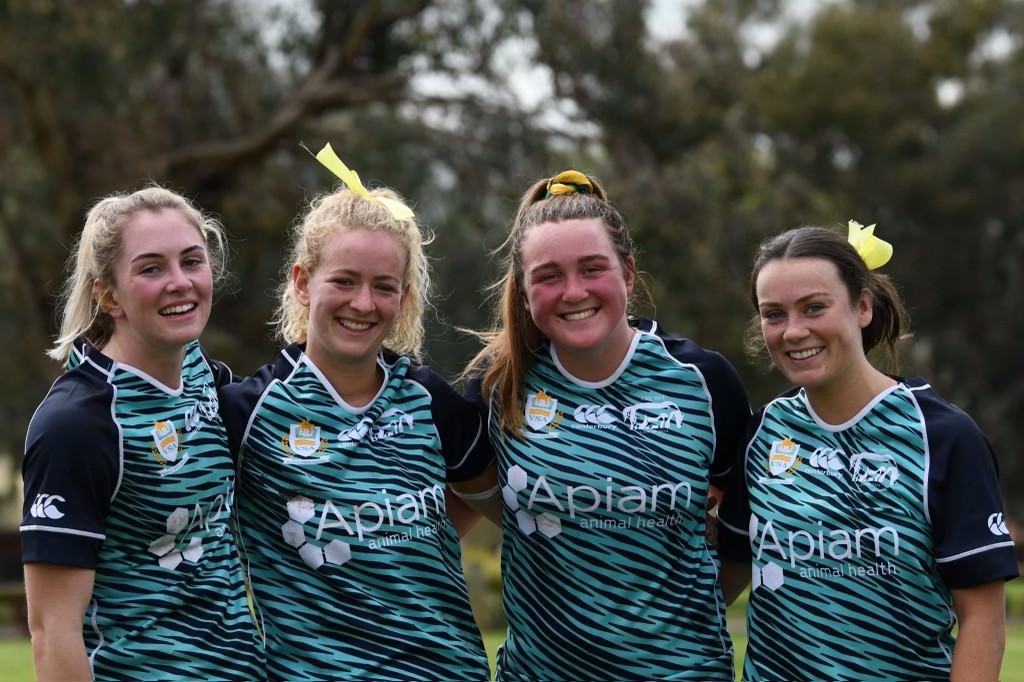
[718, 222, 1018, 682]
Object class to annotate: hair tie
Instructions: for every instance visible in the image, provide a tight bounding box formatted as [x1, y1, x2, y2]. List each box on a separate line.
[545, 170, 593, 198]
[304, 142, 414, 221]
[847, 220, 893, 270]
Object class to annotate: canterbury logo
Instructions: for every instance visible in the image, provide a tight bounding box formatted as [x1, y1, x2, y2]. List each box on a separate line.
[988, 513, 1010, 536]
[30, 494, 66, 520]
[573, 404, 616, 425]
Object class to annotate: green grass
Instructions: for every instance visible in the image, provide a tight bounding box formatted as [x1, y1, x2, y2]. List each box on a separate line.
[0, 626, 1020, 681]
[0, 640, 34, 682]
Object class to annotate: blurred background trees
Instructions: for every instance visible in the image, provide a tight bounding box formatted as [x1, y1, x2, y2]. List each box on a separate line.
[2, 0, 1022, 537]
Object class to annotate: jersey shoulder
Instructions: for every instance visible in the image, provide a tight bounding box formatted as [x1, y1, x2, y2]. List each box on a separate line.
[638, 318, 742, 377]
[902, 379, 983, 438]
[28, 366, 117, 446]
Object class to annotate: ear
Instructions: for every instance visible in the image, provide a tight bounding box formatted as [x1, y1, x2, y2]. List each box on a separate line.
[292, 264, 311, 306]
[623, 256, 637, 296]
[856, 288, 874, 329]
[93, 279, 123, 318]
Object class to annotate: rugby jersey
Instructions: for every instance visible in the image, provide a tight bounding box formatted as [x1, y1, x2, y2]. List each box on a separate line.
[221, 344, 491, 682]
[718, 379, 1019, 681]
[21, 341, 265, 682]
[472, 320, 750, 681]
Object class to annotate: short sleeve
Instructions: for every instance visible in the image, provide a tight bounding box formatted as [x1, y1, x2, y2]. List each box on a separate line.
[716, 411, 760, 563]
[701, 353, 752, 481]
[21, 377, 120, 569]
[418, 369, 494, 482]
[219, 362, 277, 461]
[927, 406, 1018, 588]
[661, 335, 751, 480]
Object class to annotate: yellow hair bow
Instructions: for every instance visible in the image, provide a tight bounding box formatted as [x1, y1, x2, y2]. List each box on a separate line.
[546, 170, 593, 197]
[310, 142, 415, 221]
[847, 220, 892, 270]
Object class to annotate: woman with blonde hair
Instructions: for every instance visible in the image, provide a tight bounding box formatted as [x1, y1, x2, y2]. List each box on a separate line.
[22, 186, 264, 681]
[220, 146, 494, 681]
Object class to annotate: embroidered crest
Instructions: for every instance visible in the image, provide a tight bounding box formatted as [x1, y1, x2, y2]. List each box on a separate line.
[151, 420, 180, 463]
[768, 437, 801, 476]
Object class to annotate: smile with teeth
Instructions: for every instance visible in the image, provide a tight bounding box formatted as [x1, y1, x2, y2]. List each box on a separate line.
[160, 303, 196, 316]
[340, 319, 372, 331]
[562, 308, 597, 321]
[788, 347, 823, 360]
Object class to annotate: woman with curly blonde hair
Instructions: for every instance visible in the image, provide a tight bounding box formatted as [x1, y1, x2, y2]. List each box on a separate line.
[221, 148, 494, 681]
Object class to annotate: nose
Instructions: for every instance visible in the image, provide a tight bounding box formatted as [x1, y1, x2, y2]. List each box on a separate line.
[561, 274, 587, 303]
[781, 315, 809, 342]
[165, 264, 193, 292]
[350, 284, 375, 312]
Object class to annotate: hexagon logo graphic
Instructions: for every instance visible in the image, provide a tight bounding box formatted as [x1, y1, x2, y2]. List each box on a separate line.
[283, 495, 352, 571]
[148, 506, 204, 570]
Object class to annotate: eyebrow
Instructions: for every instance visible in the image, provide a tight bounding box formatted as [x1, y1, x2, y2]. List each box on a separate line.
[130, 244, 205, 264]
[758, 291, 834, 308]
[325, 267, 403, 283]
[528, 254, 611, 273]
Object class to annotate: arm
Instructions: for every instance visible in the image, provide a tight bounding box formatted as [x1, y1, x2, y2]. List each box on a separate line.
[950, 581, 1006, 682]
[444, 486, 481, 538]
[449, 462, 502, 527]
[25, 563, 95, 682]
[719, 559, 751, 605]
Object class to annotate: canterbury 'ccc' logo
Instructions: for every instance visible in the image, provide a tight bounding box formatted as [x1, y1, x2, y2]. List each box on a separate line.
[30, 493, 66, 520]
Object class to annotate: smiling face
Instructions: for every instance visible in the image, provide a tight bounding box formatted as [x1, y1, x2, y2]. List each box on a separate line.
[99, 208, 213, 368]
[755, 256, 874, 395]
[295, 227, 407, 372]
[519, 218, 635, 379]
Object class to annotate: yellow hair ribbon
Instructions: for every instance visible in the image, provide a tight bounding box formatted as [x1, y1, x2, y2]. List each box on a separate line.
[309, 142, 415, 221]
[847, 220, 893, 270]
[546, 169, 593, 197]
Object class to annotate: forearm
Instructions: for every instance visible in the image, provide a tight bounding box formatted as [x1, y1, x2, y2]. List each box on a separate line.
[450, 462, 503, 527]
[444, 487, 482, 538]
[950, 582, 1007, 682]
[31, 628, 91, 682]
[451, 485, 503, 526]
[25, 564, 96, 682]
[719, 559, 751, 605]
[950, 616, 1004, 682]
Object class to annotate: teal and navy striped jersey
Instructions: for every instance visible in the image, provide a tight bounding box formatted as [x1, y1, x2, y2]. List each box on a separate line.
[21, 341, 265, 682]
[220, 344, 491, 682]
[472, 320, 750, 681]
[718, 380, 1019, 682]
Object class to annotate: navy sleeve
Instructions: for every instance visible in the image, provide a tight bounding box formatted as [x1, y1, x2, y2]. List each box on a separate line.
[204, 353, 236, 389]
[702, 352, 751, 481]
[716, 410, 763, 563]
[416, 368, 494, 482]
[218, 362, 276, 461]
[21, 375, 120, 569]
[661, 334, 751, 480]
[923, 394, 1019, 588]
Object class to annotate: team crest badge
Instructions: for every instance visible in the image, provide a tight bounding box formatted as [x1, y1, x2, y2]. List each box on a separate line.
[151, 420, 180, 463]
[525, 390, 558, 430]
[283, 419, 327, 457]
[768, 437, 801, 476]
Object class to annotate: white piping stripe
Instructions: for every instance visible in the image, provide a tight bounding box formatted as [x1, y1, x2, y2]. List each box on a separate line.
[936, 540, 1016, 563]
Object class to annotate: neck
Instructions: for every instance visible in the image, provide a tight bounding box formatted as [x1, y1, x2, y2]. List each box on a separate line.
[554, 322, 635, 383]
[308, 350, 383, 408]
[101, 334, 186, 389]
[804, 363, 896, 425]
